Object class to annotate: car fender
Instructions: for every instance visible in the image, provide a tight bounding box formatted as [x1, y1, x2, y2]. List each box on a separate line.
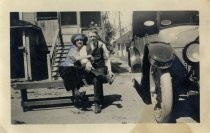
[148, 42, 174, 63]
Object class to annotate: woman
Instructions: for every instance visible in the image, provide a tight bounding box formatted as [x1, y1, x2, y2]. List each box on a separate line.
[59, 34, 92, 103]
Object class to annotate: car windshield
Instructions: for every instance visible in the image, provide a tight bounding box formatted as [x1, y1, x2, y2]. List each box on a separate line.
[159, 11, 199, 28]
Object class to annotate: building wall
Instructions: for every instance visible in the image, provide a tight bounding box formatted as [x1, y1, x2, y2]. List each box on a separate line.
[22, 12, 36, 25]
[21, 11, 103, 46]
[37, 20, 59, 46]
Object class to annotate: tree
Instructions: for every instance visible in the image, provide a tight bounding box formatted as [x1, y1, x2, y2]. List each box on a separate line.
[102, 12, 116, 43]
[89, 12, 116, 53]
[101, 12, 116, 52]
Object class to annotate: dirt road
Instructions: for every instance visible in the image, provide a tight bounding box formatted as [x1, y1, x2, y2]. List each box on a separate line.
[11, 56, 199, 124]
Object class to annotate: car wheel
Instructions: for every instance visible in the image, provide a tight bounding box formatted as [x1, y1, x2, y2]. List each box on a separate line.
[128, 47, 141, 73]
[150, 67, 173, 123]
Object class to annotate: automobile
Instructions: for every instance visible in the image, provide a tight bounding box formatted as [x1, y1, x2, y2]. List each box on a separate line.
[128, 11, 199, 122]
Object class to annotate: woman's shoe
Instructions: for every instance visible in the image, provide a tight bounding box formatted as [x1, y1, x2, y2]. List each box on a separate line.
[75, 90, 86, 99]
[74, 90, 86, 105]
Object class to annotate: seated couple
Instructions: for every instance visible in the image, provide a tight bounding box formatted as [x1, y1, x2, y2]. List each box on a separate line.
[59, 30, 114, 113]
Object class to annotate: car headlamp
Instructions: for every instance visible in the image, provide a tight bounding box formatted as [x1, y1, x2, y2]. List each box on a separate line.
[183, 43, 199, 64]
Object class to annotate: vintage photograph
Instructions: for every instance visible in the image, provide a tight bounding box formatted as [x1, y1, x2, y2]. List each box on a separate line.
[10, 11, 199, 124]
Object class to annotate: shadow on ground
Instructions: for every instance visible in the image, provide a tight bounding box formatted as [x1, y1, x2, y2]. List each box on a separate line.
[12, 120, 26, 124]
[103, 94, 122, 109]
[21, 94, 122, 112]
[111, 62, 129, 74]
[133, 79, 151, 105]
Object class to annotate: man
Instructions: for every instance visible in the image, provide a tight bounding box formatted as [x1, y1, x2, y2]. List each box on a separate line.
[85, 30, 114, 113]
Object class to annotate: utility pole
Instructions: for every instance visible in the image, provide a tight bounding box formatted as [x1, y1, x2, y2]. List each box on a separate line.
[118, 11, 123, 56]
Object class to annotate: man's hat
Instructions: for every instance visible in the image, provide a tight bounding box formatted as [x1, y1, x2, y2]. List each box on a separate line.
[71, 34, 88, 45]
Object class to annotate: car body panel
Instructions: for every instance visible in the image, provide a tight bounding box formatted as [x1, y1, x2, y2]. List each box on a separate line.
[158, 25, 199, 66]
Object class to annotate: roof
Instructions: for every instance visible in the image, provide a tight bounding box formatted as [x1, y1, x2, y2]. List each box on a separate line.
[10, 20, 48, 52]
[10, 20, 41, 30]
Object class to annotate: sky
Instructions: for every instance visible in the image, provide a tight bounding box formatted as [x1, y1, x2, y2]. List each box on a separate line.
[107, 11, 132, 40]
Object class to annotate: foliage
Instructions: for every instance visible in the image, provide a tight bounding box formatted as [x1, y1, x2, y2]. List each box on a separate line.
[89, 12, 116, 52]
[102, 13, 116, 44]
[101, 12, 116, 52]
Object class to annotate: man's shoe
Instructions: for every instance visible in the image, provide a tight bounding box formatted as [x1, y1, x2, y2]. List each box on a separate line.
[107, 74, 115, 85]
[94, 103, 101, 114]
[80, 91, 86, 98]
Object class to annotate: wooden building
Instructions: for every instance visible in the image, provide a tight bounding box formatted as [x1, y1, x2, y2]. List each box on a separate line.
[10, 12, 110, 111]
[10, 12, 104, 81]
[113, 31, 132, 57]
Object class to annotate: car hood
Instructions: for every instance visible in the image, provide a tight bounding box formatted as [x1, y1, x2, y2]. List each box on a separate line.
[158, 25, 199, 47]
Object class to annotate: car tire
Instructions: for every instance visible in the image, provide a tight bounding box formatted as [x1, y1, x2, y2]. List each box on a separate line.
[150, 67, 173, 123]
[128, 47, 141, 73]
